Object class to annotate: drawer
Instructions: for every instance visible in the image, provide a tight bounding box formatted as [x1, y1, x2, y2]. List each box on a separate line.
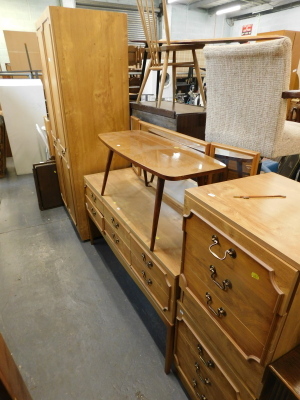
[105, 222, 130, 264]
[174, 315, 252, 400]
[103, 203, 130, 247]
[179, 292, 265, 396]
[181, 211, 297, 362]
[86, 196, 105, 232]
[131, 236, 172, 314]
[85, 184, 103, 214]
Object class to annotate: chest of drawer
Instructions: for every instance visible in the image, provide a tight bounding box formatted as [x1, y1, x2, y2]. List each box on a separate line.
[181, 211, 298, 363]
[174, 311, 255, 400]
[103, 203, 130, 247]
[131, 236, 173, 314]
[85, 184, 103, 214]
[179, 290, 265, 396]
[85, 196, 105, 233]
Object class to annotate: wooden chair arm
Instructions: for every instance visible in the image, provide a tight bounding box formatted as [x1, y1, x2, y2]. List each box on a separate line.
[282, 90, 300, 99]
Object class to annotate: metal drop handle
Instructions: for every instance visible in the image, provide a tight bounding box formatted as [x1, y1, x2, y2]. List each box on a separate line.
[209, 266, 232, 291]
[141, 270, 152, 286]
[112, 233, 119, 244]
[197, 344, 214, 368]
[194, 363, 210, 385]
[91, 207, 96, 216]
[141, 253, 153, 268]
[209, 235, 236, 260]
[110, 217, 119, 229]
[205, 293, 226, 318]
[192, 380, 208, 400]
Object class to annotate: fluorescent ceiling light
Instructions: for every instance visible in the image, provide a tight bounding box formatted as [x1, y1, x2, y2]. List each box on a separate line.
[216, 5, 241, 15]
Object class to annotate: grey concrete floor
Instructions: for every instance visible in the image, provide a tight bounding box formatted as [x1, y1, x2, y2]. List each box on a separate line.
[0, 158, 189, 400]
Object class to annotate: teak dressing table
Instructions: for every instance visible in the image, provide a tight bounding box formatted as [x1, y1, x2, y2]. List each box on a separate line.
[99, 129, 226, 251]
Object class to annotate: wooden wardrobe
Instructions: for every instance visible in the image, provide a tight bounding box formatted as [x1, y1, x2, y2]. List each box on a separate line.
[36, 6, 130, 240]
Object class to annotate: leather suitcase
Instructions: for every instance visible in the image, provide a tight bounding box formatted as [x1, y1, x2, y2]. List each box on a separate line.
[32, 161, 63, 210]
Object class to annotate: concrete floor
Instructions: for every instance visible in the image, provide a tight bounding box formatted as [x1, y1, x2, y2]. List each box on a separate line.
[0, 158, 189, 400]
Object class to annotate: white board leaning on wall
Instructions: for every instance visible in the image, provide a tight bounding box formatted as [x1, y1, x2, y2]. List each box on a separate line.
[0, 79, 47, 175]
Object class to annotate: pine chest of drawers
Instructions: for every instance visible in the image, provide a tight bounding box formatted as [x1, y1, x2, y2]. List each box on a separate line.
[174, 173, 300, 400]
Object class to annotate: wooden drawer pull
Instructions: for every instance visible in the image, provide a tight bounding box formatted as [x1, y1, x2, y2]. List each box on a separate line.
[209, 235, 236, 260]
[209, 265, 232, 291]
[205, 292, 226, 318]
[192, 379, 208, 399]
[197, 344, 215, 368]
[194, 363, 210, 385]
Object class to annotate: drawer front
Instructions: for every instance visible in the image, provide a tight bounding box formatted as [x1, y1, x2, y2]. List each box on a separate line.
[179, 292, 265, 396]
[85, 184, 103, 214]
[174, 316, 249, 400]
[86, 196, 105, 232]
[131, 236, 172, 313]
[181, 211, 295, 361]
[105, 222, 131, 264]
[103, 204, 130, 247]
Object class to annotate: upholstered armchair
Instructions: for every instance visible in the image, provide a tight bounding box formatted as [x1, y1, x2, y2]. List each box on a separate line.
[203, 37, 300, 159]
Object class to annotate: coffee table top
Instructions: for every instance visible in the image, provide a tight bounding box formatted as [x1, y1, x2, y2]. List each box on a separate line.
[99, 130, 226, 180]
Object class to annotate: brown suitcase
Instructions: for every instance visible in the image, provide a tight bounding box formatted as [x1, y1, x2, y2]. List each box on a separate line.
[32, 160, 63, 210]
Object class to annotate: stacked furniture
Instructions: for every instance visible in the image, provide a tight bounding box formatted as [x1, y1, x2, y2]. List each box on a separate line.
[84, 122, 214, 373]
[175, 172, 300, 400]
[84, 118, 262, 375]
[36, 6, 130, 240]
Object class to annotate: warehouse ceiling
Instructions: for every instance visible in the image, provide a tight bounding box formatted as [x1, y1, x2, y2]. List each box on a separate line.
[186, 0, 300, 19]
[77, 0, 300, 20]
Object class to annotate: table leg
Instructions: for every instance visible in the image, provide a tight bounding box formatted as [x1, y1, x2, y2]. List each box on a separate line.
[150, 177, 165, 252]
[101, 150, 114, 196]
[197, 175, 206, 186]
[143, 170, 155, 186]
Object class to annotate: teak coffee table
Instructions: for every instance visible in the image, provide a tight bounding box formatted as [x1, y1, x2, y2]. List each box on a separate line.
[99, 129, 226, 251]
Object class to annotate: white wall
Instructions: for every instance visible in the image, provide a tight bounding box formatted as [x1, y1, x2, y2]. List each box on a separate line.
[168, 3, 300, 40]
[168, 5, 232, 41]
[228, 6, 300, 37]
[0, 0, 61, 70]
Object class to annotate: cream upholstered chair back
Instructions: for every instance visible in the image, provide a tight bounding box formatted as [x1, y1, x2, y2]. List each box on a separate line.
[203, 37, 300, 159]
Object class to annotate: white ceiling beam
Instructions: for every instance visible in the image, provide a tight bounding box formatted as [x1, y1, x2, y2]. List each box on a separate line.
[188, 0, 218, 10]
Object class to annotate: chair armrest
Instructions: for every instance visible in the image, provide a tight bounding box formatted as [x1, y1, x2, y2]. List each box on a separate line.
[282, 90, 300, 99]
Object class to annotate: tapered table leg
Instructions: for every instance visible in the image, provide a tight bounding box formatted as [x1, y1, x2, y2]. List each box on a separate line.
[150, 177, 165, 251]
[101, 149, 114, 196]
